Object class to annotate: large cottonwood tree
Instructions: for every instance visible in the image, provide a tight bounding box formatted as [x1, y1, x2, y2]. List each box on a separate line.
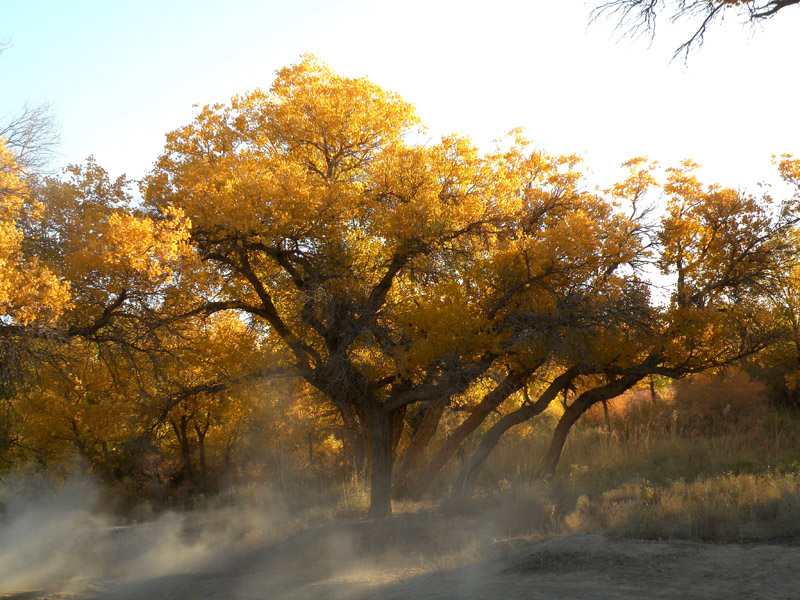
[5, 58, 798, 516]
[145, 57, 657, 516]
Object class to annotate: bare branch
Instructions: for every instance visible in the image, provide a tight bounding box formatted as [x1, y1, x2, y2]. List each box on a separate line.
[1, 100, 61, 173]
[592, 0, 800, 56]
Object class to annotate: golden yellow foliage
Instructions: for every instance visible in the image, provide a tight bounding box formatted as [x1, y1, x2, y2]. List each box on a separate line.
[6, 58, 799, 514]
[0, 139, 71, 326]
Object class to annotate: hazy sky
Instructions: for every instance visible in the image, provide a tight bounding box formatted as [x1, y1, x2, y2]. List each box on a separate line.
[2, 0, 798, 191]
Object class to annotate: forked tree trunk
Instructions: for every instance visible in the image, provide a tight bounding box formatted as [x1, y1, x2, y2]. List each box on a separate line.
[170, 415, 194, 484]
[194, 413, 211, 487]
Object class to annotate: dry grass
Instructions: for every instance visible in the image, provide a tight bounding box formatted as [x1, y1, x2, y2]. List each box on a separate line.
[561, 472, 800, 542]
[336, 473, 371, 517]
[466, 373, 800, 543]
[279, 372, 800, 546]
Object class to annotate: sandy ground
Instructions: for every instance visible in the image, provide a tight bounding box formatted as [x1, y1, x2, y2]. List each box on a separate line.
[4, 514, 800, 600]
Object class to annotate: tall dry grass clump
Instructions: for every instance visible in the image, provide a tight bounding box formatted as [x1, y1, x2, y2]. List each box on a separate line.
[563, 472, 800, 542]
[471, 371, 800, 543]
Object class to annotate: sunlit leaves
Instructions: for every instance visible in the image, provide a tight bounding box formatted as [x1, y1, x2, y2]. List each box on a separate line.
[0, 139, 71, 326]
[8, 57, 800, 510]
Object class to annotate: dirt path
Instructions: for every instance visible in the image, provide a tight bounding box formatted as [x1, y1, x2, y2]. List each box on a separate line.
[4, 518, 800, 600]
[354, 533, 800, 600]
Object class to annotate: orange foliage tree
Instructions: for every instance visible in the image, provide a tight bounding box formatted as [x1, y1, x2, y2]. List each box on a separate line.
[0, 142, 192, 475]
[143, 57, 800, 515]
[5, 58, 799, 516]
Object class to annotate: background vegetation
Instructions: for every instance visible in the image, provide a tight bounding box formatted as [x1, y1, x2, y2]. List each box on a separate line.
[2, 55, 800, 539]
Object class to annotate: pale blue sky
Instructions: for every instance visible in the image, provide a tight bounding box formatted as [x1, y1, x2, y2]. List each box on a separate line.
[2, 0, 799, 191]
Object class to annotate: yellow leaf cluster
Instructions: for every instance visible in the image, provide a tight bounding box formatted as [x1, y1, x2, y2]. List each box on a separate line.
[0, 139, 71, 325]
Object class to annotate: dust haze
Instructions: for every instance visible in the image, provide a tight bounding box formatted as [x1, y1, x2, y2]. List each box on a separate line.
[0, 471, 293, 599]
[3, 473, 800, 600]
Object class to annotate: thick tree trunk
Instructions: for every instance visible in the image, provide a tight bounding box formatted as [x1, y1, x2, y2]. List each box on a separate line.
[392, 396, 448, 499]
[194, 414, 210, 487]
[405, 370, 531, 500]
[170, 415, 193, 484]
[367, 407, 396, 518]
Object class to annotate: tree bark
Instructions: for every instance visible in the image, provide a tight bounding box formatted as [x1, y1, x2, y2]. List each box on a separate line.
[537, 373, 643, 479]
[446, 368, 580, 505]
[391, 396, 448, 499]
[404, 369, 531, 500]
[366, 407, 396, 518]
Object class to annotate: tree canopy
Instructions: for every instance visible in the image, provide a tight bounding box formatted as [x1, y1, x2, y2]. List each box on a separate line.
[142, 57, 799, 515]
[2, 56, 800, 517]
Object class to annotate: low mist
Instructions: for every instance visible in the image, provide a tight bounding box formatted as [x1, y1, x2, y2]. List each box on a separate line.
[0, 468, 534, 600]
[0, 472, 298, 598]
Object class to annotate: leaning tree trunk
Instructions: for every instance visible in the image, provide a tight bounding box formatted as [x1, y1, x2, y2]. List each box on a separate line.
[446, 368, 579, 505]
[447, 406, 543, 506]
[392, 405, 407, 455]
[537, 373, 644, 479]
[404, 370, 531, 500]
[391, 396, 448, 499]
